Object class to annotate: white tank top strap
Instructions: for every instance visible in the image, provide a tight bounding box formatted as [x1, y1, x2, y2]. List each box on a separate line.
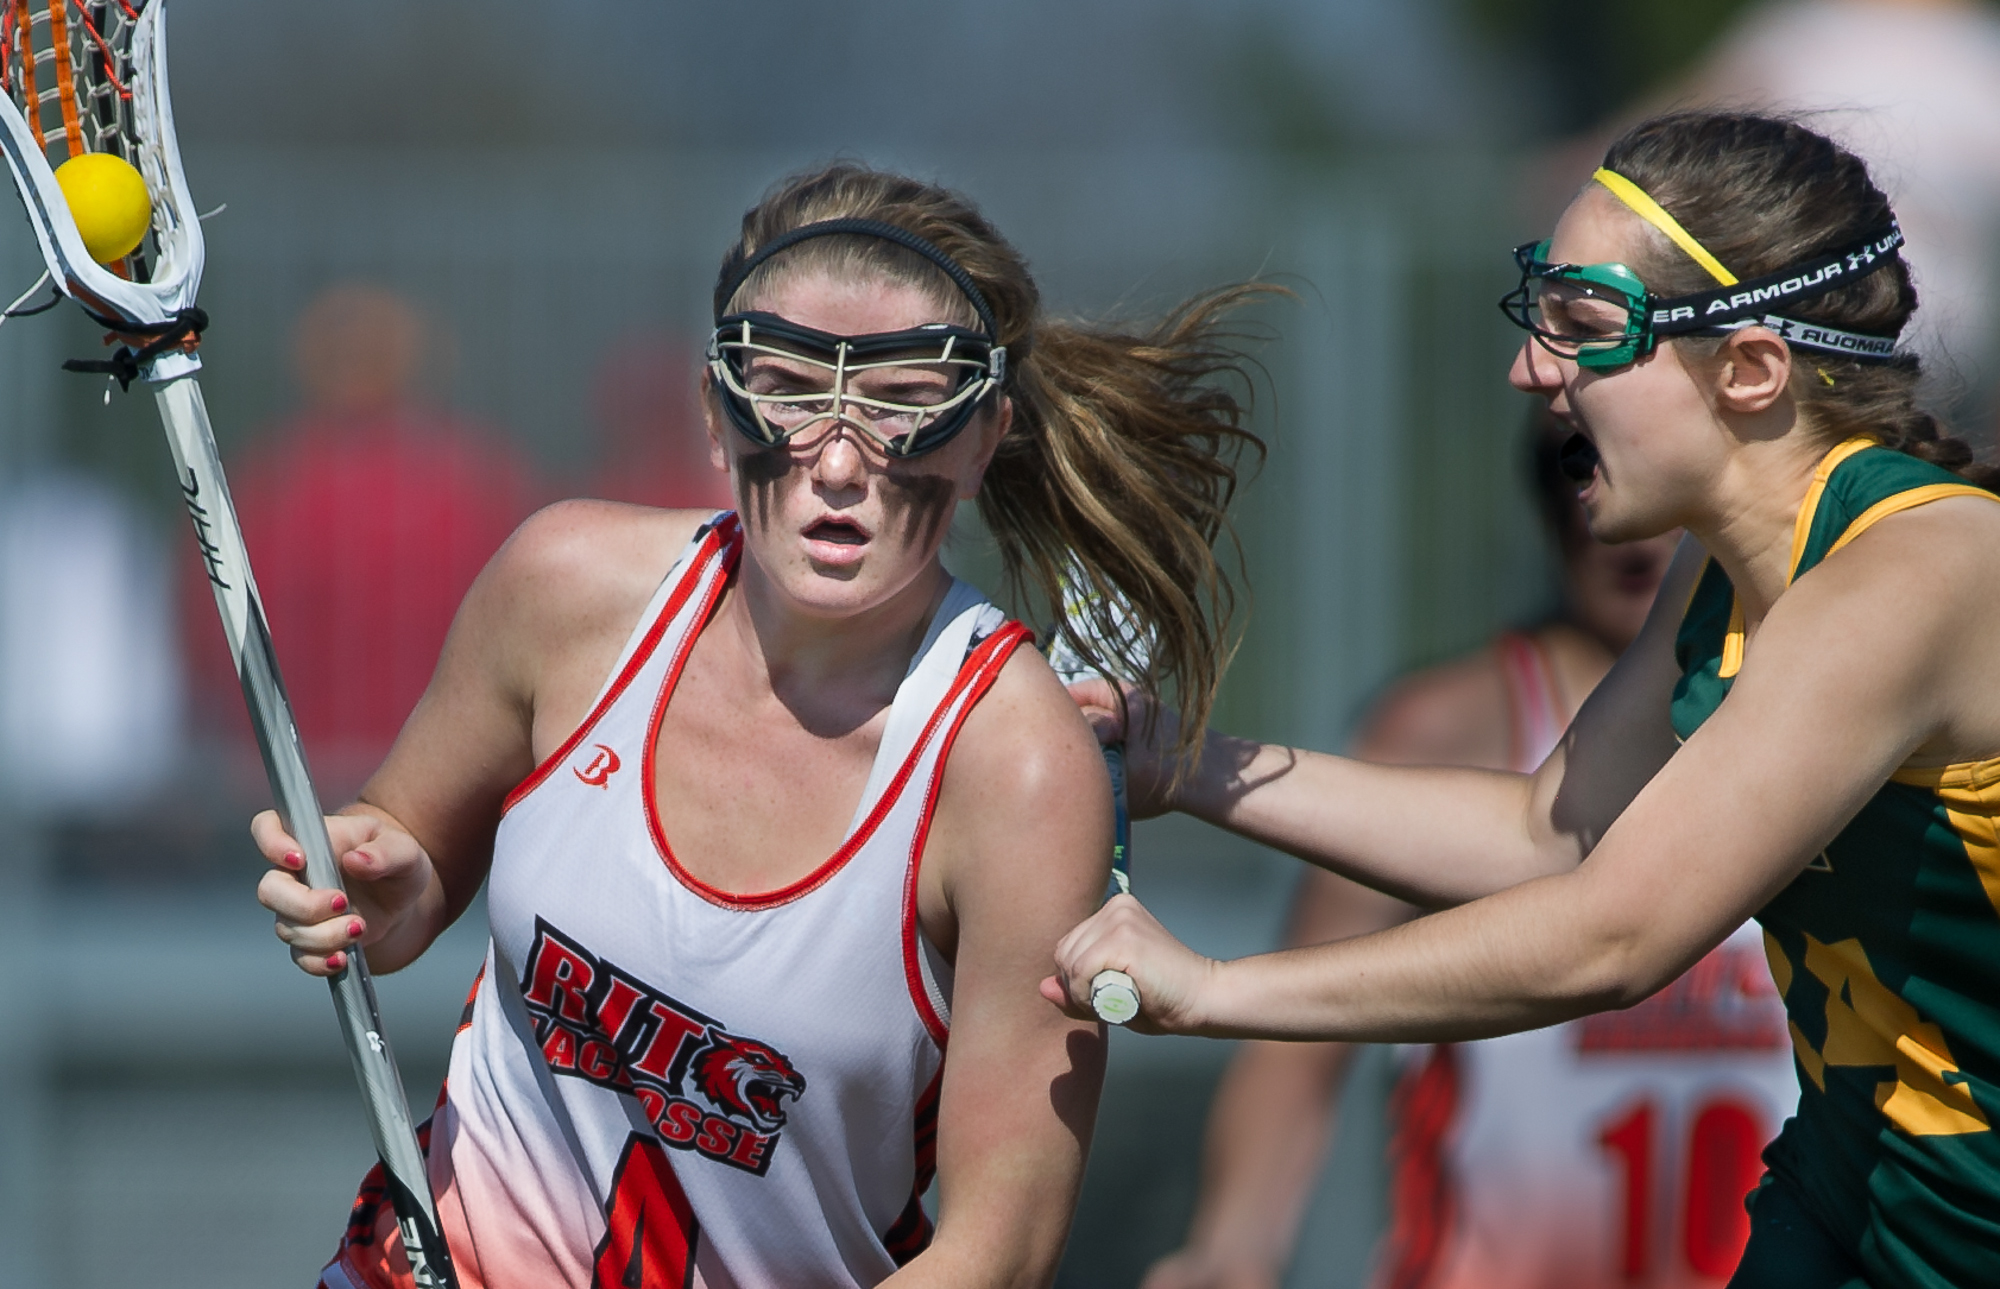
[849, 577, 1007, 834]
[501, 512, 738, 815]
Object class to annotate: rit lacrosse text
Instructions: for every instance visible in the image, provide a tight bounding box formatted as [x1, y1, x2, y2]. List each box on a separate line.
[520, 918, 808, 1177]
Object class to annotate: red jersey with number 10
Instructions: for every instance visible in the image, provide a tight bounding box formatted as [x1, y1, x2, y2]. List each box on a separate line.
[1374, 633, 1800, 1289]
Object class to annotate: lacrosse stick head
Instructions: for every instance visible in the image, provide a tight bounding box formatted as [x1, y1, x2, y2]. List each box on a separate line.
[1044, 559, 1155, 691]
[2, 0, 202, 365]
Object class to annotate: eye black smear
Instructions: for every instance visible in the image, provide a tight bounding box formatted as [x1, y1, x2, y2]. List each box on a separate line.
[881, 471, 955, 548]
[734, 445, 789, 529]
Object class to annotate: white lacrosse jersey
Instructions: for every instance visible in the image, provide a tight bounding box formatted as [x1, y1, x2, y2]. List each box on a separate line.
[1371, 633, 1800, 1289]
[320, 512, 1029, 1289]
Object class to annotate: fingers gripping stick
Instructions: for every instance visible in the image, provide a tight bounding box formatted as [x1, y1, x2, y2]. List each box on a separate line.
[1046, 569, 1150, 1025]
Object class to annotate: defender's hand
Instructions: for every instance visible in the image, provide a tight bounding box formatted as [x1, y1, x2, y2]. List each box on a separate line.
[1040, 893, 1215, 1034]
[1060, 677, 1182, 818]
[252, 809, 434, 977]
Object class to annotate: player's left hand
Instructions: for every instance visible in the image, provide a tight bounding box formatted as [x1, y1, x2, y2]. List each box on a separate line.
[1040, 893, 1215, 1034]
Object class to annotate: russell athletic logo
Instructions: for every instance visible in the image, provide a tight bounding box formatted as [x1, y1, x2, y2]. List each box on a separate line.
[520, 918, 807, 1175]
[574, 744, 621, 787]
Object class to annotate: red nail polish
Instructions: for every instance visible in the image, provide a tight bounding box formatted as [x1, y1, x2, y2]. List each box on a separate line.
[348, 920, 364, 940]
[330, 893, 349, 913]
[327, 951, 346, 971]
[283, 852, 303, 869]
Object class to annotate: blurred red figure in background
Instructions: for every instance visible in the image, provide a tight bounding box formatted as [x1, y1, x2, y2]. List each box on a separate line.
[586, 329, 733, 511]
[185, 284, 542, 787]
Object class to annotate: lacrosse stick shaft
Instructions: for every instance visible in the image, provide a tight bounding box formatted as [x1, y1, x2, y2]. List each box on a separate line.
[152, 373, 459, 1289]
[1089, 743, 1141, 1024]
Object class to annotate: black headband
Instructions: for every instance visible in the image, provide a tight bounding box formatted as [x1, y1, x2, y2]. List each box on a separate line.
[1648, 224, 1905, 337]
[711, 217, 1001, 341]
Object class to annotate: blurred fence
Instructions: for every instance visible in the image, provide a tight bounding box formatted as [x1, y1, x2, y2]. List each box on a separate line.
[0, 144, 1554, 1288]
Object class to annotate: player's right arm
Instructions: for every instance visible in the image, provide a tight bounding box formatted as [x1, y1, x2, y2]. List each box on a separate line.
[1107, 538, 1702, 909]
[254, 500, 709, 975]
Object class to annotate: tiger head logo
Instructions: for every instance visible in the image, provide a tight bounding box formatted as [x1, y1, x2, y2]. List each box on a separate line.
[691, 1031, 807, 1132]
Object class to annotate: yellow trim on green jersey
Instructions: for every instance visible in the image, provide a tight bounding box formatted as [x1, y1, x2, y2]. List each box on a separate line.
[1826, 483, 1999, 559]
[1673, 441, 2000, 1287]
[1892, 755, 2000, 922]
[1790, 437, 1877, 577]
[1719, 436, 1876, 679]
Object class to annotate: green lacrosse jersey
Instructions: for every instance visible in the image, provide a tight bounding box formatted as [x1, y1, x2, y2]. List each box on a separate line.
[1672, 438, 2000, 1287]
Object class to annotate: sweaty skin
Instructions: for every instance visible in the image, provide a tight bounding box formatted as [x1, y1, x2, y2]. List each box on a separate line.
[256, 272, 1115, 1289]
[1042, 185, 2000, 1051]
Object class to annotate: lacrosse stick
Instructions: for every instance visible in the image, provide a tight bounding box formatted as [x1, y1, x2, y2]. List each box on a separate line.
[0, 6, 457, 1284]
[1044, 565, 1153, 1026]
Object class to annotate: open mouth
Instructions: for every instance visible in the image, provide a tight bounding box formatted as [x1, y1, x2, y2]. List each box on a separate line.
[1557, 431, 1601, 484]
[804, 515, 870, 546]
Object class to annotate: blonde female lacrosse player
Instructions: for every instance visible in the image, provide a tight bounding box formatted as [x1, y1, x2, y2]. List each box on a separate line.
[1051, 113, 2000, 1289]
[253, 163, 1264, 1289]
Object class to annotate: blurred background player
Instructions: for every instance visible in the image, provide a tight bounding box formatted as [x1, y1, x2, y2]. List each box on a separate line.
[183, 285, 543, 791]
[586, 329, 735, 513]
[1141, 412, 1797, 1289]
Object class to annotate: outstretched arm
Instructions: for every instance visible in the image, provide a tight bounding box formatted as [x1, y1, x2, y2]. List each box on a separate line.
[887, 648, 1113, 1288]
[1086, 538, 1701, 909]
[1139, 639, 1518, 1289]
[1049, 503, 2000, 1040]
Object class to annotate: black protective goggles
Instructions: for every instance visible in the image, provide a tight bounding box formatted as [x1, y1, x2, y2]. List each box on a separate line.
[708, 217, 1008, 457]
[707, 310, 1005, 458]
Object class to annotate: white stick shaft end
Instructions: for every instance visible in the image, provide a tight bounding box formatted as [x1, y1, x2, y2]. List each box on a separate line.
[1090, 969, 1140, 1026]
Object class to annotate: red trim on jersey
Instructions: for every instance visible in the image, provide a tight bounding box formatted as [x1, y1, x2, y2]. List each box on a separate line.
[457, 963, 487, 1034]
[900, 624, 1032, 1044]
[1495, 630, 1563, 775]
[500, 516, 739, 816]
[643, 558, 1028, 913]
[882, 1065, 946, 1266]
[1378, 1043, 1462, 1289]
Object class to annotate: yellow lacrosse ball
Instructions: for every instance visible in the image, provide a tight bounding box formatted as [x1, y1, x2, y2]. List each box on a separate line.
[54, 153, 152, 264]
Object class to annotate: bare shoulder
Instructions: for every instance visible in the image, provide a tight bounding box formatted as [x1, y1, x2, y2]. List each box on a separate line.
[1833, 489, 2000, 584]
[460, 502, 717, 744]
[469, 501, 712, 650]
[1355, 648, 1511, 768]
[1775, 491, 2000, 758]
[1785, 490, 2000, 638]
[487, 501, 710, 616]
[929, 640, 1113, 916]
[940, 641, 1112, 819]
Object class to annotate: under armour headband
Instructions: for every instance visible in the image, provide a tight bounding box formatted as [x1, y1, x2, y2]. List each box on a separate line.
[1592, 167, 1905, 357]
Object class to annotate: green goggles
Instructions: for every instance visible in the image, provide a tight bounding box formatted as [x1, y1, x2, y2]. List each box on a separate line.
[1499, 241, 1657, 370]
[1498, 168, 1905, 371]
